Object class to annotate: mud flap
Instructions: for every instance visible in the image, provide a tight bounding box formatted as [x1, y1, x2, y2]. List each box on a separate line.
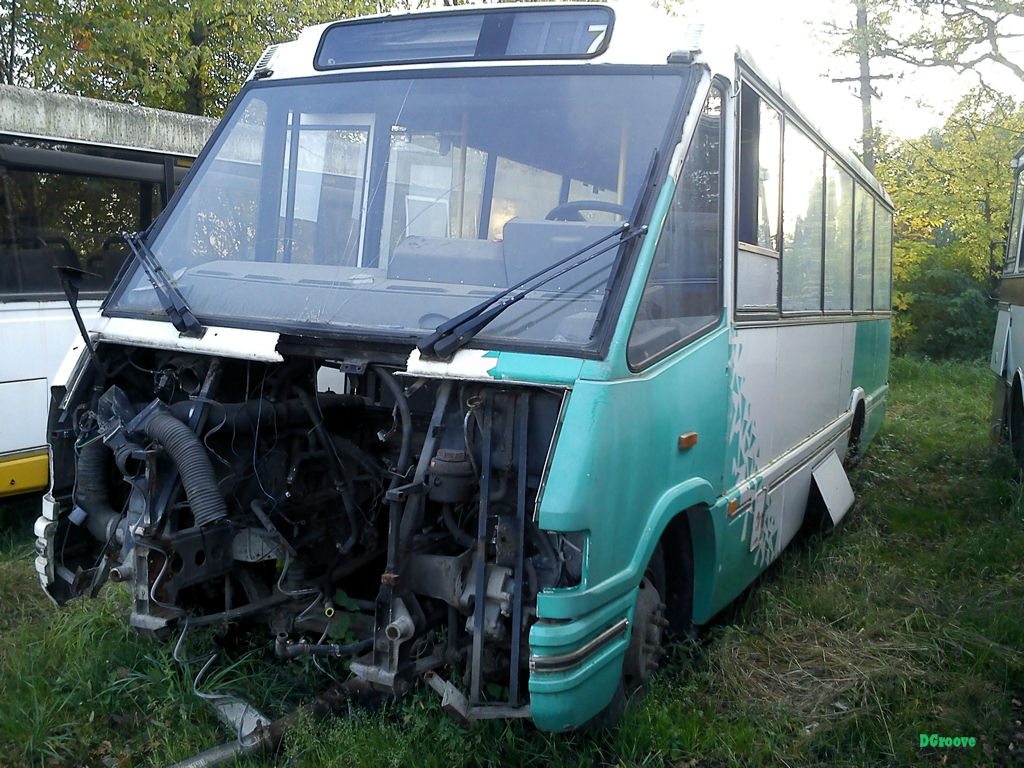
[812, 450, 855, 528]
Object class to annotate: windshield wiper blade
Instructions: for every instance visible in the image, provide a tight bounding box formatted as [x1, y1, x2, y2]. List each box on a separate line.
[419, 148, 660, 362]
[123, 231, 206, 338]
[418, 222, 647, 361]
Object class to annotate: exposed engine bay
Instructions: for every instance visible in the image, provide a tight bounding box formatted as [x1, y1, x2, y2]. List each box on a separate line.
[38, 342, 582, 715]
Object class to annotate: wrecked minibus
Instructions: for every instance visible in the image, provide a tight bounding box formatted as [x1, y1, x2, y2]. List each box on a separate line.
[33, 1, 892, 733]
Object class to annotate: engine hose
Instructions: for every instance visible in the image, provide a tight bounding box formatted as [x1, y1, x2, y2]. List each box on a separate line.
[443, 503, 475, 549]
[144, 408, 227, 527]
[293, 387, 360, 555]
[74, 441, 122, 543]
[168, 393, 362, 432]
[370, 365, 412, 574]
[274, 634, 373, 660]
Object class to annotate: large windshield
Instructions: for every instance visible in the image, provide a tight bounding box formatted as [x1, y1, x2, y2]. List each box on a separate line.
[108, 68, 689, 352]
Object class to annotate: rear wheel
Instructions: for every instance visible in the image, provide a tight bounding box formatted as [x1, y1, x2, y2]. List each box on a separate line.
[844, 403, 866, 469]
[1009, 381, 1024, 468]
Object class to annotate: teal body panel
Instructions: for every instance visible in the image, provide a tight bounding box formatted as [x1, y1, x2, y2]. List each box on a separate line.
[528, 590, 636, 729]
[528, 324, 730, 728]
[486, 351, 584, 386]
[853, 317, 891, 445]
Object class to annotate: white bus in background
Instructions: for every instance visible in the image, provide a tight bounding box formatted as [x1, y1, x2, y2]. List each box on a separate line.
[0, 85, 214, 497]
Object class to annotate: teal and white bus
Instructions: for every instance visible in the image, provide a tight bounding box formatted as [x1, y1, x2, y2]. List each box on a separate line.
[35, 1, 892, 731]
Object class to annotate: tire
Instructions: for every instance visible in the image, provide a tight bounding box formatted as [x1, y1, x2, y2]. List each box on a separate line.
[844, 403, 866, 469]
[1009, 381, 1024, 469]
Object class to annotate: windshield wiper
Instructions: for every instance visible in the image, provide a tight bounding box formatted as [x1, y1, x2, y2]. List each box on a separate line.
[123, 231, 206, 338]
[418, 149, 660, 361]
[418, 222, 647, 360]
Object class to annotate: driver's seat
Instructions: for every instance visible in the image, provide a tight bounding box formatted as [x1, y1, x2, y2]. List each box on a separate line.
[501, 218, 622, 293]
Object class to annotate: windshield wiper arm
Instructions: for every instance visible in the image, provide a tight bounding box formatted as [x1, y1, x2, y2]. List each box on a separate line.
[123, 231, 206, 338]
[418, 222, 647, 361]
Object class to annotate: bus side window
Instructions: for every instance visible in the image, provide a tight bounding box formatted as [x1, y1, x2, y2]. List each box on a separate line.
[853, 188, 874, 311]
[824, 159, 854, 311]
[780, 122, 824, 312]
[1006, 171, 1024, 274]
[736, 83, 781, 312]
[627, 85, 723, 369]
[737, 84, 780, 249]
[873, 207, 892, 310]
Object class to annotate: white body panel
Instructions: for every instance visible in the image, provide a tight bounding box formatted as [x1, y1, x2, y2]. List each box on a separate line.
[732, 322, 855, 474]
[0, 300, 101, 456]
[729, 321, 859, 563]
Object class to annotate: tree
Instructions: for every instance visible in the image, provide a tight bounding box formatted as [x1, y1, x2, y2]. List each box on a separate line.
[881, 0, 1024, 90]
[874, 90, 1024, 355]
[827, 0, 897, 172]
[0, 0, 56, 86]
[15, 1, 384, 117]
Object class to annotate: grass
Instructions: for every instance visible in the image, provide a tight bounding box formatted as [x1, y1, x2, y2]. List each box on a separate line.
[1, 356, 1022, 766]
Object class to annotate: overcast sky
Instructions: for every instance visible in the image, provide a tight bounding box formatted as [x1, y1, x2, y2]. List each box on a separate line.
[681, 0, 1024, 152]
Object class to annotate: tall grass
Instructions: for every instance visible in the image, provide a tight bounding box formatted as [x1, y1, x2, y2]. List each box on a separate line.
[1, 357, 1021, 766]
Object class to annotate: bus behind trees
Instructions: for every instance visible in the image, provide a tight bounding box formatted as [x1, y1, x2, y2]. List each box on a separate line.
[33, 2, 893, 735]
[0, 85, 213, 496]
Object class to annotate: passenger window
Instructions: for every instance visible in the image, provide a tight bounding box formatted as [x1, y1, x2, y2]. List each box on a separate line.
[627, 86, 722, 369]
[873, 207, 892, 310]
[824, 159, 853, 311]
[853, 189, 874, 311]
[738, 85, 780, 250]
[781, 124, 824, 312]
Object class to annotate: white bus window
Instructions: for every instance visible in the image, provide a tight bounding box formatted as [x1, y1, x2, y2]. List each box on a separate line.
[824, 159, 854, 311]
[853, 188, 874, 311]
[278, 114, 371, 266]
[781, 123, 824, 312]
[567, 178, 620, 224]
[873, 207, 892, 310]
[756, 102, 781, 250]
[383, 131, 488, 262]
[628, 86, 722, 368]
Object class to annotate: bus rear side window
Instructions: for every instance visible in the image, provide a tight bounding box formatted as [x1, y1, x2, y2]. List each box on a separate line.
[853, 189, 874, 311]
[824, 158, 853, 311]
[1007, 171, 1024, 274]
[873, 208, 892, 310]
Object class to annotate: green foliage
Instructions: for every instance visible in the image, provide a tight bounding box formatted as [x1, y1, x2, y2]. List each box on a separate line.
[875, 90, 1024, 358]
[8, 0, 382, 116]
[892, 248, 996, 358]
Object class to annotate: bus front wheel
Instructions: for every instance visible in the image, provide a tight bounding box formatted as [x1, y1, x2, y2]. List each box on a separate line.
[586, 549, 666, 727]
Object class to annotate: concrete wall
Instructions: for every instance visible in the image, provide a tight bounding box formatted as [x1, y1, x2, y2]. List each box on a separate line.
[0, 84, 216, 156]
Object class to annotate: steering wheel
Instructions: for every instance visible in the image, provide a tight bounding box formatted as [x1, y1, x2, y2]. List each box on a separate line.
[544, 200, 630, 222]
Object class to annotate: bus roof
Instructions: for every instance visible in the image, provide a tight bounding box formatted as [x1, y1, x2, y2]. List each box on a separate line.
[0, 84, 215, 157]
